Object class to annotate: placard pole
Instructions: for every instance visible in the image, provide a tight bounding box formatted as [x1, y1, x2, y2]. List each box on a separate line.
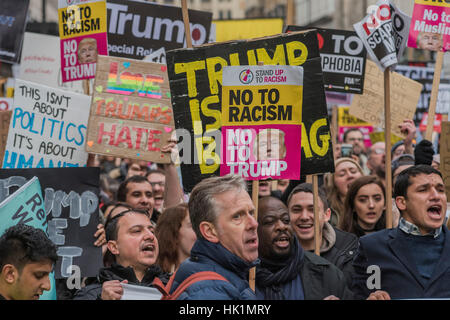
[384, 68, 393, 229]
[181, 0, 193, 49]
[425, 51, 444, 141]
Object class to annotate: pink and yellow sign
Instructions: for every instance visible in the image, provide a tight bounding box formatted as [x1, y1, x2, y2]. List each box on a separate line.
[220, 65, 303, 180]
[408, 0, 450, 52]
[58, 0, 108, 82]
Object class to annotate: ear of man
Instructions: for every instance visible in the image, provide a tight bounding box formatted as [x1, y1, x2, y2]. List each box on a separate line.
[107, 241, 120, 256]
[199, 221, 219, 243]
[2, 265, 18, 284]
[395, 196, 407, 212]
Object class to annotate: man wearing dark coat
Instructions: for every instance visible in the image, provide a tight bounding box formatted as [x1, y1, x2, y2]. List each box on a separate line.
[255, 197, 354, 300]
[352, 165, 450, 299]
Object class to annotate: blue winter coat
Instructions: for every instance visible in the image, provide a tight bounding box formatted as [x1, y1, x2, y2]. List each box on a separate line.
[169, 239, 259, 300]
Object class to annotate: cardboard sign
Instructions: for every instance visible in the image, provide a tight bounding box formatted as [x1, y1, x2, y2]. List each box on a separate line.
[106, 0, 212, 63]
[441, 122, 450, 200]
[220, 65, 303, 180]
[166, 30, 334, 192]
[20, 32, 84, 94]
[349, 60, 423, 137]
[286, 26, 367, 94]
[0, 176, 56, 300]
[354, 0, 410, 71]
[0, 111, 12, 165]
[408, 0, 450, 52]
[2, 79, 90, 169]
[0, 167, 102, 279]
[85, 55, 174, 163]
[395, 65, 450, 123]
[0, 0, 29, 63]
[58, 0, 108, 82]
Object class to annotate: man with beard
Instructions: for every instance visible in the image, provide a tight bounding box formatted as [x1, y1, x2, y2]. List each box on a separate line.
[343, 128, 368, 172]
[73, 208, 168, 300]
[255, 197, 353, 300]
[367, 142, 386, 181]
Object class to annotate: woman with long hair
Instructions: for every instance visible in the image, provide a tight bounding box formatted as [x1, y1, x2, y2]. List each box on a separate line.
[340, 175, 386, 237]
[324, 157, 364, 226]
[155, 203, 197, 274]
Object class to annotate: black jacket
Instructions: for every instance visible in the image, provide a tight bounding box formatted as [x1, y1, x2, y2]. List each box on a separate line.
[301, 252, 354, 300]
[72, 263, 169, 300]
[256, 238, 354, 300]
[320, 227, 358, 288]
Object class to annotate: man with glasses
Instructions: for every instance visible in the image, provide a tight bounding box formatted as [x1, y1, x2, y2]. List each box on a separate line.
[367, 142, 386, 180]
[343, 128, 368, 173]
[73, 208, 169, 300]
[146, 169, 166, 213]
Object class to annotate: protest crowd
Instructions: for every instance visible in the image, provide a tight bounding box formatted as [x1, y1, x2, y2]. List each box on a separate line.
[1, 0, 450, 302]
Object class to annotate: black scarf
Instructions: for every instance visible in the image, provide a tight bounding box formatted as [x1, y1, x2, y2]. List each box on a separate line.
[255, 238, 304, 300]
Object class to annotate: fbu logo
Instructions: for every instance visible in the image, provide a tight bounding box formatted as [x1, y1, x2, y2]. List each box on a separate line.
[239, 69, 254, 84]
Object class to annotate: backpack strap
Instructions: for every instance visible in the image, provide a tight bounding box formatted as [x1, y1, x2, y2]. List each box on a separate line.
[153, 271, 228, 300]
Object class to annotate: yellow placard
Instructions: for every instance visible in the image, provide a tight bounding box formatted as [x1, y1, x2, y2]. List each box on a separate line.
[213, 19, 283, 42]
[222, 84, 302, 126]
[338, 107, 370, 127]
[413, 0, 450, 8]
[58, 1, 107, 39]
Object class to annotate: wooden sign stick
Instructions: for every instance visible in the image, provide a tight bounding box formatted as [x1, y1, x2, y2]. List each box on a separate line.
[425, 51, 444, 141]
[181, 0, 193, 49]
[384, 68, 393, 229]
[313, 174, 321, 255]
[249, 180, 259, 291]
[286, 0, 295, 26]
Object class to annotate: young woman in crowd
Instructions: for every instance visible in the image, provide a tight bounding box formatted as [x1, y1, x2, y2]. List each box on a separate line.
[340, 175, 386, 237]
[324, 157, 364, 227]
[155, 203, 197, 274]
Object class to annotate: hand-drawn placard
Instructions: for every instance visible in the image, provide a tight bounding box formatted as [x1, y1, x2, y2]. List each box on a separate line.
[441, 122, 450, 200]
[20, 32, 84, 94]
[337, 107, 373, 148]
[349, 60, 423, 137]
[2, 79, 90, 169]
[85, 55, 175, 163]
[0, 0, 29, 63]
[0, 167, 102, 279]
[58, 0, 108, 82]
[0, 111, 12, 164]
[107, 0, 212, 63]
[166, 30, 334, 192]
[220, 65, 303, 180]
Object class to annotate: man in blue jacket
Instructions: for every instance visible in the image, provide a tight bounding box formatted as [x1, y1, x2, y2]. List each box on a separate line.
[169, 174, 259, 300]
[352, 165, 450, 299]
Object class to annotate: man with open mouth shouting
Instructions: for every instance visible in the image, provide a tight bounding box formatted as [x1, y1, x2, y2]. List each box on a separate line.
[352, 165, 450, 300]
[255, 197, 353, 300]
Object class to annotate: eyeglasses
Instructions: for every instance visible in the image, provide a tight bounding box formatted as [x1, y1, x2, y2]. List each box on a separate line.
[149, 181, 165, 188]
[372, 148, 385, 155]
